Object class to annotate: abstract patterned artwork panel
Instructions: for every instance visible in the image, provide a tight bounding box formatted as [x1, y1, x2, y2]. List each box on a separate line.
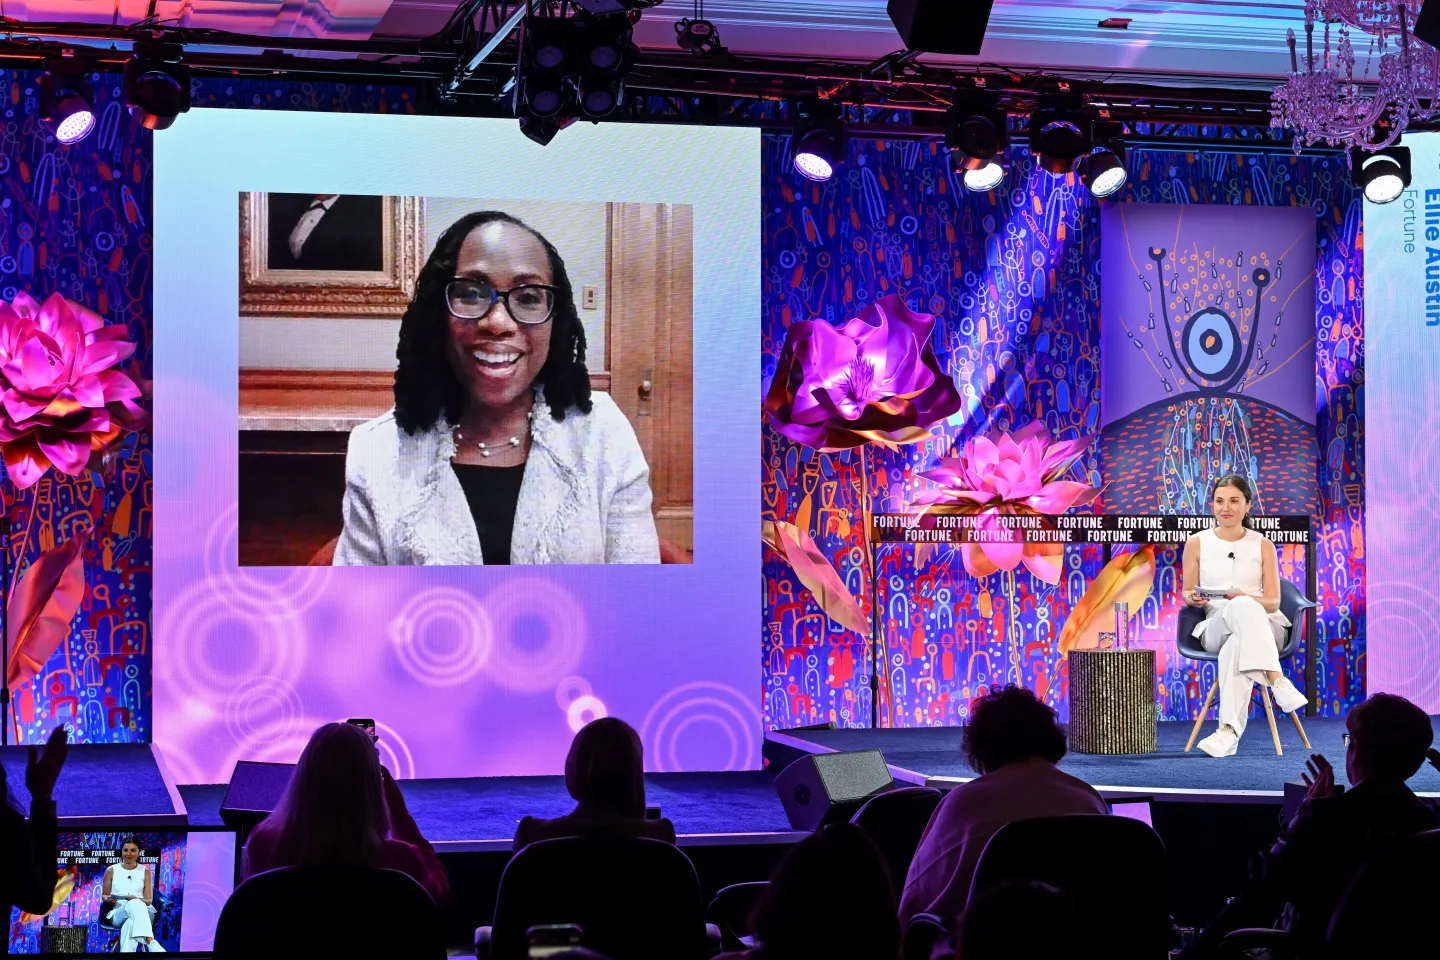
[761, 137, 1364, 729]
[1100, 202, 1319, 518]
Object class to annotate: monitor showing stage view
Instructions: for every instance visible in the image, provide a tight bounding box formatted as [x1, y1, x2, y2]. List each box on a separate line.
[152, 112, 759, 782]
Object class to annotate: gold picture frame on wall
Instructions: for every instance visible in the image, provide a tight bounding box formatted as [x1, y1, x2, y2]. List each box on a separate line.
[239, 193, 425, 317]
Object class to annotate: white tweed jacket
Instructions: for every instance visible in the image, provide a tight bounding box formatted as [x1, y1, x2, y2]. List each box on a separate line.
[333, 392, 660, 565]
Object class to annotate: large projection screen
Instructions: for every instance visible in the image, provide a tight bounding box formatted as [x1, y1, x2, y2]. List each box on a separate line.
[153, 111, 761, 781]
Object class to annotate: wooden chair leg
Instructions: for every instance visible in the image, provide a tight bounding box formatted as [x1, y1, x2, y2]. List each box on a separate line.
[1186, 680, 1220, 752]
[1259, 685, 1283, 755]
[1289, 710, 1312, 750]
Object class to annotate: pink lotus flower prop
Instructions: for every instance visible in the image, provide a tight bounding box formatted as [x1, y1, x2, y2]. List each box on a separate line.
[0, 292, 147, 488]
[914, 421, 1101, 583]
[765, 294, 963, 452]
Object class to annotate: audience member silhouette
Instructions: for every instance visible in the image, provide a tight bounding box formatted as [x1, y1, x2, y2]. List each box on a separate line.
[715, 823, 900, 960]
[1184, 692, 1437, 958]
[242, 721, 448, 905]
[0, 726, 69, 918]
[958, 880, 1089, 960]
[514, 717, 676, 849]
[899, 685, 1107, 927]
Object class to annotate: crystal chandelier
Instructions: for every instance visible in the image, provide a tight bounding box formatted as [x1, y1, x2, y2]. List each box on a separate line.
[1271, 1, 1440, 150]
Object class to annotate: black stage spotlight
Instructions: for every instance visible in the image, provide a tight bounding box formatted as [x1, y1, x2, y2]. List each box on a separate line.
[576, 15, 633, 118]
[1029, 93, 1091, 176]
[793, 102, 844, 182]
[518, 113, 579, 147]
[1082, 122, 1127, 198]
[124, 45, 191, 131]
[40, 64, 96, 145]
[517, 15, 573, 118]
[1351, 145, 1411, 204]
[946, 91, 1008, 193]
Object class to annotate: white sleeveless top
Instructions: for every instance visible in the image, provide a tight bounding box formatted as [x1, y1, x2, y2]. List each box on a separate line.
[1192, 527, 1289, 637]
[110, 863, 146, 899]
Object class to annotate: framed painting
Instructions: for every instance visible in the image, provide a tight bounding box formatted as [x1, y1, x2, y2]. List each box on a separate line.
[239, 192, 425, 317]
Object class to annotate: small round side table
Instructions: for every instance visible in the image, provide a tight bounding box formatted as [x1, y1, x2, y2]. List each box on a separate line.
[1068, 648, 1158, 755]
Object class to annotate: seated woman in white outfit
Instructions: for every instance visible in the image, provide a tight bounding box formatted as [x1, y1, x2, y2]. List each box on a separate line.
[1184, 474, 1308, 758]
[102, 838, 164, 952]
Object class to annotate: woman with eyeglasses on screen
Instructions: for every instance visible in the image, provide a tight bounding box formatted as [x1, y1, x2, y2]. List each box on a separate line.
[334, 211, 659, 565]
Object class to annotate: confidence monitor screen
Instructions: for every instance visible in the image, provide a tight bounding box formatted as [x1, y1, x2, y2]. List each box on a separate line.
[153, 112, 760, 782]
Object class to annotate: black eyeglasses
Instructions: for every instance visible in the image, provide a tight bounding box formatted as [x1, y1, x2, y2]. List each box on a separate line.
[446, 278, 557, 325]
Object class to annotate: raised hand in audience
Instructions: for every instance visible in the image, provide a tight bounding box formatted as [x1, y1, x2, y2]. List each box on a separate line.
[1301, 754, 1334, 801]
[26, 725, 70, 804]
[1427, 747, 1440, 775]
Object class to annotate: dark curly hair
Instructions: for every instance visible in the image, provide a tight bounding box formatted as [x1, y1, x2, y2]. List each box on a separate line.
[963, 685, 1067, 775]
[394, 210, 591, 434]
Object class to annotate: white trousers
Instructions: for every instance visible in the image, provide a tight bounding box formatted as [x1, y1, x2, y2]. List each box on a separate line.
[1200, 596, 1286, 736]
[117, 899, 158, 952]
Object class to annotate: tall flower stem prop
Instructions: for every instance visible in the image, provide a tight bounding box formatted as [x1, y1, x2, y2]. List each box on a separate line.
[914, 423, 1102, 689]
[765, 294, 962, 728]
[0, 291, 148, 744]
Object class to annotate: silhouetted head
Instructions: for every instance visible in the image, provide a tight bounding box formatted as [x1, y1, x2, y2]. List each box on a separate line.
[964, 685, 1067, 775]
[265, 722, 388, 868]
[1345, 693, 1433, 785]
[565, 717, 646, 819]
[751, 823, 899, 960]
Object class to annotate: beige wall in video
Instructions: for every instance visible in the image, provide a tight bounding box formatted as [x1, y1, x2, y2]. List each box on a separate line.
[239, 197, 609, 370]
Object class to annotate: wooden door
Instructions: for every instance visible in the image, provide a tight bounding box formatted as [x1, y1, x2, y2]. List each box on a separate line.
[607, 203, 694, 558]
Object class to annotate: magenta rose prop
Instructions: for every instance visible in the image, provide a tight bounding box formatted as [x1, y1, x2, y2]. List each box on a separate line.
[765, 294, 963, 452]
[0, 292, 148, 489]
[913, 421, 1101, 583]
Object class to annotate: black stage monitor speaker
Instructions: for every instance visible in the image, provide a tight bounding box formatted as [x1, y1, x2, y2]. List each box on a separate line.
[775, 749, 895, 831]
[1419, 2, 1440, 52]
[219, 760, 295, 834]
[887, 0, 996, 56]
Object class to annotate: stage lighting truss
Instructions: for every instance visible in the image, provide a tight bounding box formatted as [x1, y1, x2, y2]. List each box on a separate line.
[40, 62, 96, 145]
[124, 43, 191, 131]
[1082, 121, 1128, 198]
[792, 102, 845, 182]
[946, 91, 1008, 192]
[516, 11, 633, 127]
[1029, 93, 1092, 176]
[1351, 145, 1412, 204]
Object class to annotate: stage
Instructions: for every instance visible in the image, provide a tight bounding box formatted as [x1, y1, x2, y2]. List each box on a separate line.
[766, 718, 1440, 803]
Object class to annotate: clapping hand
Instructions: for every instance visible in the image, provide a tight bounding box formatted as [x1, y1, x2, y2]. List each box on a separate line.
[1301, 753, 1336, 801]
[26, 725, 69, 804]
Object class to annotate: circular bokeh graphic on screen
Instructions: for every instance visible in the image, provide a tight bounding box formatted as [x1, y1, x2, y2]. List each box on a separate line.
[641, 681, 761, 772]
[224, 677, 305, 749]
[155, 580, 308, 702]
[205, 505, 325, 616]
[1366, 579, 1440, 708]
[481, 578, 587, 692]
[389, 587, 494, 688]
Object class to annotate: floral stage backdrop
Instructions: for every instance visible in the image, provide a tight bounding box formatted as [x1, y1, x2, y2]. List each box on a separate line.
[761, 137, 1364, 729]
[2, 69, 1363, 746]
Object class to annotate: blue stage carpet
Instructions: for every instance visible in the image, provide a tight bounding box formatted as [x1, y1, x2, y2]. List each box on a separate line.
[181, 770, 794, 842]
[783, 717, 1440, 794]
[0, 744, 176, 818]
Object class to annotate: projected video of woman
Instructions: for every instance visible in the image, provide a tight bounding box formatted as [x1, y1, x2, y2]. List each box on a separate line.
[335, 211, 660, 565]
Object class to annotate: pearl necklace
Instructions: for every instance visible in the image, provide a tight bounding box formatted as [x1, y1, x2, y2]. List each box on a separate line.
[455, 409, 535, 458]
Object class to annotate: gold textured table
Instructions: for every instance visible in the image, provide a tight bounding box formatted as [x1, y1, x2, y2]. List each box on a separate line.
[40, 924, 89, 954]
[1068, 649, 1158, 754]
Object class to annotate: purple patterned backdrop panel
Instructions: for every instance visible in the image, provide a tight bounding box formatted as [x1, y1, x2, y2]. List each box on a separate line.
[762, 140, 1364, 728]
[1100, 203, 1319, 517]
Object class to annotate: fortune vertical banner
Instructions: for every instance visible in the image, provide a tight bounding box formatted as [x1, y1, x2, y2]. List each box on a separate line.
[1100, 203, 1319, 517]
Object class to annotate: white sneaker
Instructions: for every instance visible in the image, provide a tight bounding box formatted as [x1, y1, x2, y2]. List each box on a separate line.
[1197, 726, 1240, 758]
[1270, 676, 1308, 714]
